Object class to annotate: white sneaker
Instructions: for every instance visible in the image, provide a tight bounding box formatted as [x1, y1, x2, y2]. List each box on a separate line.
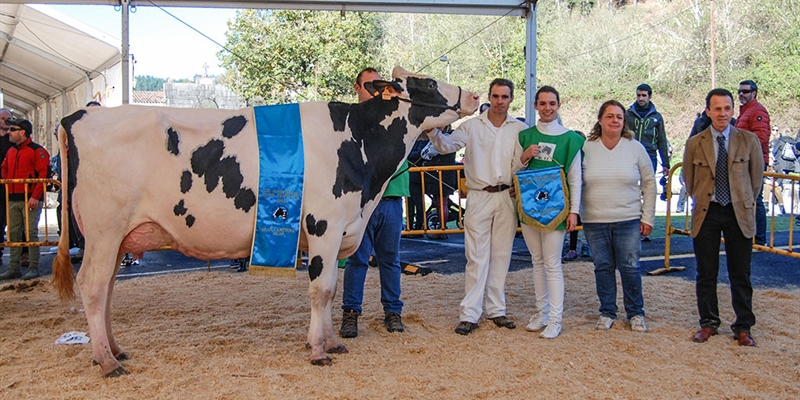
[630, 315, 647, 332]
[595, 316, 615, 330]
[526, 312, 549, 332]
[539, 321, 562, 339]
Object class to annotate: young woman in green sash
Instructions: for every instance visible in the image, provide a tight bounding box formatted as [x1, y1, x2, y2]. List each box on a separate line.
[517, 86, 585, 339]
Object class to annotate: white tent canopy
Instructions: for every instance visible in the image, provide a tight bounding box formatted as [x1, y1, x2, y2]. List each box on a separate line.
[4, 1, 528, 16]
[0, 4, 121, 115]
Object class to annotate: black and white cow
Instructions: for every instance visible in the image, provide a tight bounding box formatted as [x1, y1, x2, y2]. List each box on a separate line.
[51, 66, 479, 377]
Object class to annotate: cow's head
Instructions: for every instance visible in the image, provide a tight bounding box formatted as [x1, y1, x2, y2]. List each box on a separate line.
[369, 67, 479, 131]
[328, 66, 478, 209]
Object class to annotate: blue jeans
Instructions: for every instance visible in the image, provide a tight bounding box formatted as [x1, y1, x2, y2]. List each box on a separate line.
[342, 198, 404, 314]
[647, 152, 658, 172]
[583, 219, 645, 320]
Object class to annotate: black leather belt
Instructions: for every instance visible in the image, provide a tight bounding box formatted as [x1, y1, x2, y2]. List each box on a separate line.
[383, 196, 401, 200]
[482, 184, 511, 193]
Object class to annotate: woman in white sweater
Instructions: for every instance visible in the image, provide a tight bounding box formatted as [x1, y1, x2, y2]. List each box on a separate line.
[581, 100, 656, 333]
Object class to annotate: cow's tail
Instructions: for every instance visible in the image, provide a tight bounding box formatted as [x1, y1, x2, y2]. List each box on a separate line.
[51, 123, 76, 301]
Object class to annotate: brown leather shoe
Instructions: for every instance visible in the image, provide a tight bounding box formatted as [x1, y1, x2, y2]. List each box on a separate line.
[692, 327, 718, 343]
[734, 331, 756, 347]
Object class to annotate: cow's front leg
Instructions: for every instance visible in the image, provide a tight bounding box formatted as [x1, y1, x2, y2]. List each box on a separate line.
[306, 250, 346, 365]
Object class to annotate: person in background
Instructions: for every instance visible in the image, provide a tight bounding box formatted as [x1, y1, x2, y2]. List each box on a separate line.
[734, 80, 770, 245]
[419, 125, 459, 240]
[406, 138, 428, 237]
[0, 118, 51, 280]
[768, 125, 792, 216]
[517, 86, 584, 339]
[626, 84, 669, 241]
[563, 130, 589, 261]
[406, 126, 458, 239]
[0, 110, 30, 268]
[795, 129, 800, 223]
[582, 100, 656, 333]
[683, 88, 763, 347]
[0, 109, 14, 265]
[427, 78, 527, 335]
[340, 67, 407, 338]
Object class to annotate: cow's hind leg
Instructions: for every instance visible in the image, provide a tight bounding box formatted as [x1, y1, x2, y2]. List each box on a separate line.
[322, 287, 348, 355]
[105, 252, 129, 361]
[77, 241, 129, 377]
[307, 246, 347, 365]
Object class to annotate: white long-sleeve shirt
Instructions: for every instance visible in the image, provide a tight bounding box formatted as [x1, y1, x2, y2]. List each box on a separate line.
[428, 113, 528, 190]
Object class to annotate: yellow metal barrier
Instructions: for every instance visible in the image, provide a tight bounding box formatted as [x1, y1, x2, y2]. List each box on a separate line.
[404, 164, 467, 237]
[652, 164, 799, 275]
[0, 178, 61, 248]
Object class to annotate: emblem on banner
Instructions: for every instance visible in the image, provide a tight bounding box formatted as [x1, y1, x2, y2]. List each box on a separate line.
[272, 207, 288, 220]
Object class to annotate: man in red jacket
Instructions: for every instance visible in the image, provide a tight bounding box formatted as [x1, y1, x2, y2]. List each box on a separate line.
[734, 80, 770, 246]
[0, 118, 50, 280]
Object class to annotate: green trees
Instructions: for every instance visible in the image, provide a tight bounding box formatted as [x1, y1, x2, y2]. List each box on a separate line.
[215, 1, 799, 138]
[134, 75, 166, 91]
[218, 10, 383, 104]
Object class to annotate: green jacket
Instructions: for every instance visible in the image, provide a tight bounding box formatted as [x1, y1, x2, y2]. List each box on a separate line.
[626, 102, 670, 169]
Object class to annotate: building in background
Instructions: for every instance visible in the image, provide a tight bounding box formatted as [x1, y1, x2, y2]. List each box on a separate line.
[131, 76, 242, 109]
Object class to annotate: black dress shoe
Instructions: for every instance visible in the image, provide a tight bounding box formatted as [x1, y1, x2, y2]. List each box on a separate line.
[455, 321, 477, 335]
[692, 326, 718, 343]
[490, 316, 516, 329]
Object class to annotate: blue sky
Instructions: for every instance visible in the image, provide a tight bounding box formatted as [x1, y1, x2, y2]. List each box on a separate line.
[49, 4, 238, 79]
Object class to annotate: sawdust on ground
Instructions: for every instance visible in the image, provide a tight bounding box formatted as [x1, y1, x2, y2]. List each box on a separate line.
[1, 263, 798, 399]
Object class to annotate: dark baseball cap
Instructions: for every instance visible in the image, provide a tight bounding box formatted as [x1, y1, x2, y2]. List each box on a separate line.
[7, 118, 32, 136]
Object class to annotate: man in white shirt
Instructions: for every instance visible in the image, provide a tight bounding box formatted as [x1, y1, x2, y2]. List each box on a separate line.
[427, 79, 527, 335]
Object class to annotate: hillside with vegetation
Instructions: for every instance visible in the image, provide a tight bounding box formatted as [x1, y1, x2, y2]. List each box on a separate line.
[219, 0, 799, 162]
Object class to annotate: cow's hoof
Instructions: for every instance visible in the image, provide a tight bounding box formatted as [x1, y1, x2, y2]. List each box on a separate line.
[310, 356, 333, 366]
[103, 366, 130, 378]
[325, 344, 348, 354]
[93, 353, 129, 365]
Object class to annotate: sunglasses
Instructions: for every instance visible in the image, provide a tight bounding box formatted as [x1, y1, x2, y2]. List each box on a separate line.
[8, 127, 23, 132]
[738, 89, 753, 94]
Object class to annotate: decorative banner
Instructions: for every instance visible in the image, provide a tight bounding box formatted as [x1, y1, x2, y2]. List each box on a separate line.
[249, 104, 304, 278]
[513, 166, 569, 231]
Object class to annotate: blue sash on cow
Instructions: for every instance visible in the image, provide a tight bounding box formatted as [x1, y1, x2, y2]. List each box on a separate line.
[513, 166, 569, 231]
[249, 104, 304, 277]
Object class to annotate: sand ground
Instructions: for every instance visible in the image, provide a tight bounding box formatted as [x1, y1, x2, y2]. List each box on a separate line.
[1, 263, 798, 399]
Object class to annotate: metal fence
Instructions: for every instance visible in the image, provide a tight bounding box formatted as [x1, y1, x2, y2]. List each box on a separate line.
[653, 164, 800, 275]
[0, 178, 61, 249]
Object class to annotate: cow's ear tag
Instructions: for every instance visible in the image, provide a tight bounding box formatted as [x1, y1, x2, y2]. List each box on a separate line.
[381, 88, 392, 100]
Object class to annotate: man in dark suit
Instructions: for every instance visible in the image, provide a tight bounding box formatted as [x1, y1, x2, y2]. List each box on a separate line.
[682, 88, 763, 347]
